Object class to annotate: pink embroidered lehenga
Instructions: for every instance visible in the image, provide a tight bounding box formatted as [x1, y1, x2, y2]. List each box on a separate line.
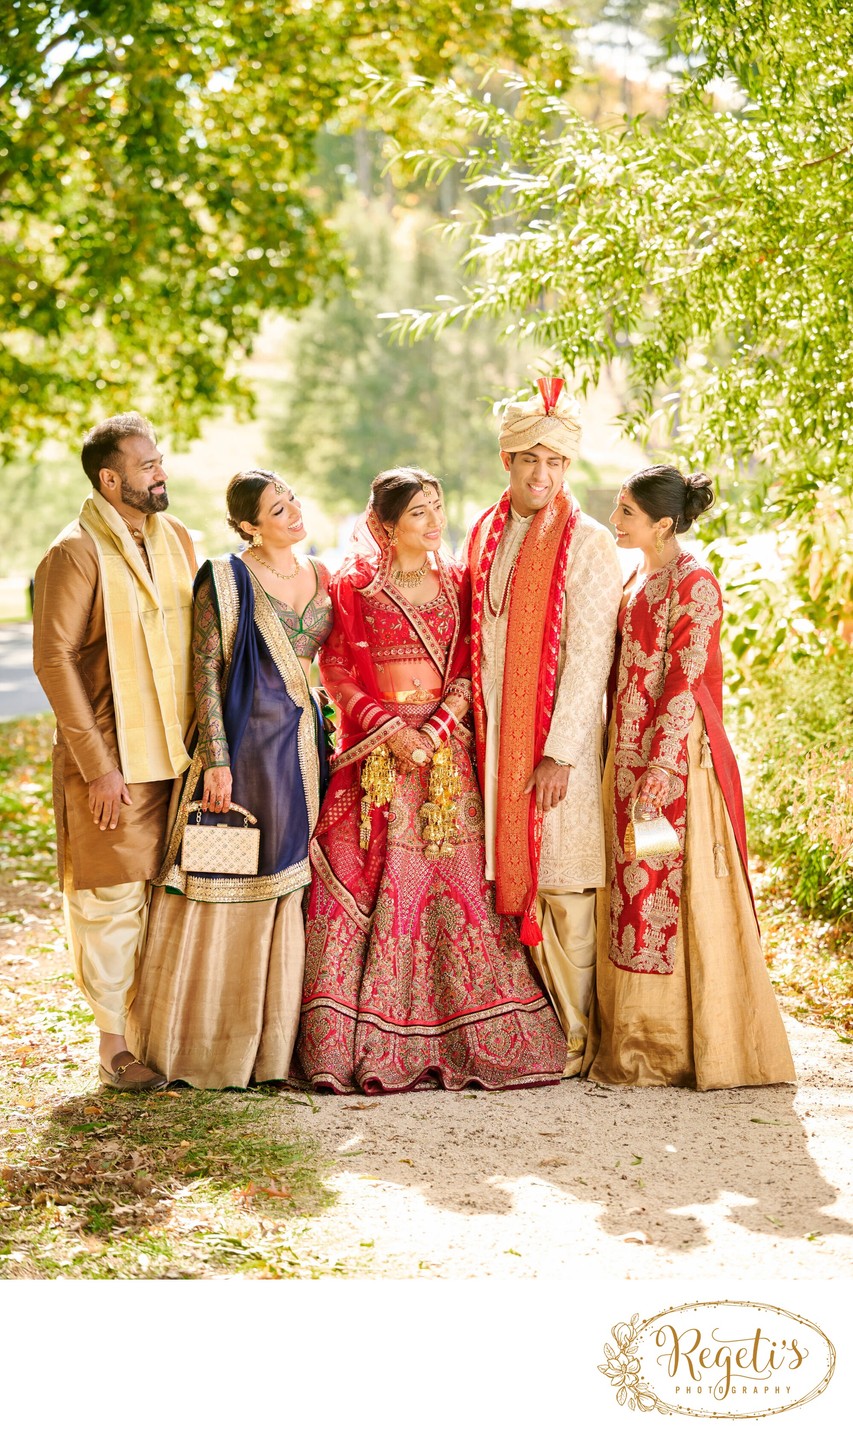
[293, 509, 567, 1093]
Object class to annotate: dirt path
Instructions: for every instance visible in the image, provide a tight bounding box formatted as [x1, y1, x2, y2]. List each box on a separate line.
[281, 1010, 853, 1278]
[3, 875, 851, 1280]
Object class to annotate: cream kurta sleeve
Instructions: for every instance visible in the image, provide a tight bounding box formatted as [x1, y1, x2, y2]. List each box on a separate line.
[537, 518, 623, 891]
[542, 521, 623, 767]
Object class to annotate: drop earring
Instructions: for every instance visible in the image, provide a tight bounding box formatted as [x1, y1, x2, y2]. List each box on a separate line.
[251, 532, 263, 548]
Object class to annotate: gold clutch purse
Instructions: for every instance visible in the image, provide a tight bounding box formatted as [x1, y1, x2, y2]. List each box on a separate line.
[181, 801, 260, 876]
[626, 798, 680, 861]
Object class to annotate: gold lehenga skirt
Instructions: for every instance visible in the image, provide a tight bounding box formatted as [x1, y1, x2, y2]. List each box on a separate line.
[126, 885, 306, 1089]
[583, 712, 795, 1090]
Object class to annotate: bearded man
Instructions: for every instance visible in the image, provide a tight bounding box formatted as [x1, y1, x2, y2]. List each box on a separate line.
[468, 379, 623, 1075]
[33, 412, 196, 1090]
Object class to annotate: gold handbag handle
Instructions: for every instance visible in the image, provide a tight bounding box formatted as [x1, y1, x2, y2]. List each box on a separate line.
[631, 796, 662, 823]
[187, 801, 258, 826]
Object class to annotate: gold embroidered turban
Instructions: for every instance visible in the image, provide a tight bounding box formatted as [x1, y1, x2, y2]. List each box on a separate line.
[498, 377, 582, 460]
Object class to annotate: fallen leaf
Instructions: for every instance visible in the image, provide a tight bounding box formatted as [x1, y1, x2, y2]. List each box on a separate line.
[764, 1214, 783, 1228]
[83, 1105, 103, 1117]
[347, 1101, 381, 1110]
[623, 1232, 650, 1245]
[538, 1156, 566, 1168]
[398, 1158, 414, 1166]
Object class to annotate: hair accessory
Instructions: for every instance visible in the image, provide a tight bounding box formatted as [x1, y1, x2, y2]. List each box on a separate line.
[538, 376, 565, 415]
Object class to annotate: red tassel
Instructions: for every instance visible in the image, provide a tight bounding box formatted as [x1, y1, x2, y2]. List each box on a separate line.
[537, 376, 565, 414]
[520, 915, 543, 946]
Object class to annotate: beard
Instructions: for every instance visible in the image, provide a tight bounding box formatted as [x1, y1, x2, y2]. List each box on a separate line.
[120, 476, 169, 513]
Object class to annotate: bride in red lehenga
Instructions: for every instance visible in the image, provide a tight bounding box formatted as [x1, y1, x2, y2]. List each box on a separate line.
[293, 467, 567, 1093]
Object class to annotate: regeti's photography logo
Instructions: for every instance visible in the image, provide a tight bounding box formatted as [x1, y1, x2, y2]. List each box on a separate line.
[599, 1300, 836, 1419]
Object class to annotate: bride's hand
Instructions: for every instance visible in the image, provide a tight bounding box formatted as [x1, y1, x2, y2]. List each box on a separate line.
[631, 766, 671, 817]
[386, 727, 432, 773]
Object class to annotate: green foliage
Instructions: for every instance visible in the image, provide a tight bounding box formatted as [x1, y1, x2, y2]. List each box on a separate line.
[374, 0, 853, 649]
[0, 0, 574, 456]
[737, 649, 853, 921]
[267, 199, 524, 529]
[0, 715, 55, 884]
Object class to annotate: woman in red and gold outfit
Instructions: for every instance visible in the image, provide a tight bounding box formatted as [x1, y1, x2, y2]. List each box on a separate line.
[584, 465, 794, 1090]
[294, 467, 567, 1093]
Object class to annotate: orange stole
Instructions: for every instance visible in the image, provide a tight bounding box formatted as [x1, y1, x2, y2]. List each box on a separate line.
[494, 490, 578, 940]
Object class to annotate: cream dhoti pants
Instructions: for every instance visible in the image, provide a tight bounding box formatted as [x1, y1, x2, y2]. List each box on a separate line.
[531, 887, 597, 1077]
[62, 861, 149, 1034]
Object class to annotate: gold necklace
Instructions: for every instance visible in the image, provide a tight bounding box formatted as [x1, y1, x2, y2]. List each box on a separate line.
[251, 549, 300, 582]
[391, 557, 430, 588]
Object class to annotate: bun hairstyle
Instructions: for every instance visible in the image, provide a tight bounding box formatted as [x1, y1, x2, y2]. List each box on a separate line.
[624, 464, 715, 536]
[226, 468, 285, 540]
[370, 466, 443, 527]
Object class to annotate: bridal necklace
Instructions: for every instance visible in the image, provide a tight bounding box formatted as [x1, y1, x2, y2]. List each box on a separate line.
[251, 548, 300, 581]
[391, 557, 430, 588]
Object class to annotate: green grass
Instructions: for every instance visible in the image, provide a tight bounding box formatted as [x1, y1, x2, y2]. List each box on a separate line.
[0, 715, 346, 1280]
[0, 715, 56, 885]
[1, 1086, 340, 1279]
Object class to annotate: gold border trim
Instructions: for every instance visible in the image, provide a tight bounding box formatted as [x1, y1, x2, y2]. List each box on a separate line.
[301, 994, 553, 1038]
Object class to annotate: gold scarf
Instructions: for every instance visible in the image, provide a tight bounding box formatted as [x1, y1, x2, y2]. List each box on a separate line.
[79, 490, 194, 782]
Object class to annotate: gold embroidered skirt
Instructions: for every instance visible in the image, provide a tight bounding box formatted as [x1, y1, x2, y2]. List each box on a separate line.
[583, 712, 795, 1090]
[127, 885, 306, 1088]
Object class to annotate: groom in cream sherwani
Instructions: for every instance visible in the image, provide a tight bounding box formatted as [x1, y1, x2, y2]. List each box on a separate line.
[468, 380, 622, 1075]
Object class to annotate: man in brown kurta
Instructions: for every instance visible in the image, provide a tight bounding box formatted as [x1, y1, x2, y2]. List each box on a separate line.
[33, 412, 196, 1089]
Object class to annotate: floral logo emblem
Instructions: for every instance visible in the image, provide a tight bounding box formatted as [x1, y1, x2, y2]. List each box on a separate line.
[599, 1301, 835, 1419]
[599, 1314, 670, 1414]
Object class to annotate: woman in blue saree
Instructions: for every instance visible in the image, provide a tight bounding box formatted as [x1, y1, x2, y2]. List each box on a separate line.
[127, 470, 331, 1087]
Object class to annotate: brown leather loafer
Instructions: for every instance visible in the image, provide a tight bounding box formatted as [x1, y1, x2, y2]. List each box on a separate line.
[99, 1050, 168, 1092]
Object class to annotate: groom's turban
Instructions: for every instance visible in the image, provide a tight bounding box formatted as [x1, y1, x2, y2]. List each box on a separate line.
[498, 379, 582, 461]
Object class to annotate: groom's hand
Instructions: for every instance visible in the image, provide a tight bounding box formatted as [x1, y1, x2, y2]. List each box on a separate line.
[89, 768, 132, 831]
[524, 756, 571, 813]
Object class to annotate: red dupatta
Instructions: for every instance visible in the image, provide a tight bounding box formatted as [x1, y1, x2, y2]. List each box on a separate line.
[469, 485, 579, 943]
[323, 504, 470, 771]
[312, 504, 471, 921]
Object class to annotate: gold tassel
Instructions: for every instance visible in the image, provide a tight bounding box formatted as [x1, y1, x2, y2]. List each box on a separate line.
[419, 743, 461, 857]
[359, 744, 396, 849]
[700, 731, 714, 769]
[713, 842, 729, 878]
